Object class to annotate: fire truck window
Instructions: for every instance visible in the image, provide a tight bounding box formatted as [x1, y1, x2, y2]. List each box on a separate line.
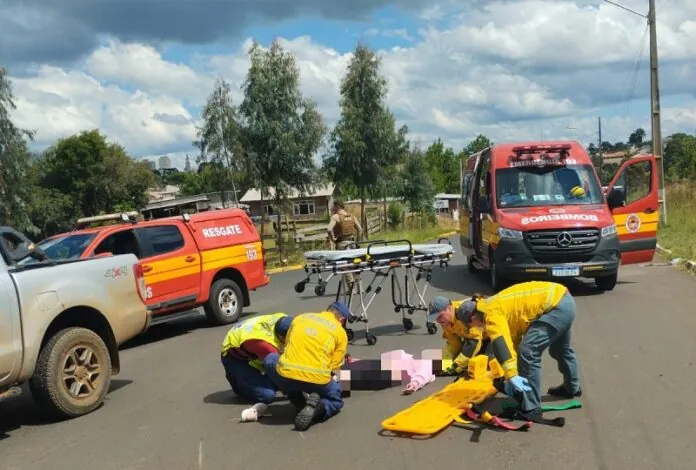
[616, 160, 652, 205]
[478, 157, 491, 201]
[142, 225, 185, 255]
[95, 230, 142, 258]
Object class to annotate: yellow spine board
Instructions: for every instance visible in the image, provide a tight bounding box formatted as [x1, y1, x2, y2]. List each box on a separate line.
[380, 355, 504, 436]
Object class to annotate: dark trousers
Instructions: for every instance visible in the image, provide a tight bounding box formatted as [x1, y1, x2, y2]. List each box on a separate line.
[221, 355, 278, 404]
[263, 353, 344, 422]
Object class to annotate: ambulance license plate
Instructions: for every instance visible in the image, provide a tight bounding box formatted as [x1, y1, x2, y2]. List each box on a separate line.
[552, 266, 580, 277]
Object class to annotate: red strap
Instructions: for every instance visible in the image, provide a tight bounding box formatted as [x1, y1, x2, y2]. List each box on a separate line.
[464, 409, 532, 431]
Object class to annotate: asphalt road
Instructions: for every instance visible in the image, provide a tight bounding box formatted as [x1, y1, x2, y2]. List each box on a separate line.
[2, 236, 696, 470]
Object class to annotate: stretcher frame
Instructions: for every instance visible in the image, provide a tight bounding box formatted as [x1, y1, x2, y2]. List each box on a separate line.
[301, 238, 454, 345]
[293, 239, 391, 296]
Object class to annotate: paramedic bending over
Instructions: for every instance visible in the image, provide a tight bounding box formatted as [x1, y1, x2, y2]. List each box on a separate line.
[327, 200, 363, 293]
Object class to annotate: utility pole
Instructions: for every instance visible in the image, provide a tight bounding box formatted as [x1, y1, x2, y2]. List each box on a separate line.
[598, 117, 603, 178]
[649, 0, 667, 226]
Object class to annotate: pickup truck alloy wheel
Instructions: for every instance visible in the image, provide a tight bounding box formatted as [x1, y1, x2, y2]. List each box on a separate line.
[204, 278, 244, 325]
[29, 327, 112, 419]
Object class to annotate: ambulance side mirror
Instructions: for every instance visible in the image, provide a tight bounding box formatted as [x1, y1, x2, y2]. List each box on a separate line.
[606, 188, 625, 210]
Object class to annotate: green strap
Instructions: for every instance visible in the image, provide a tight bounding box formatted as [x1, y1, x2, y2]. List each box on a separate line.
[502, 399, 582, 412]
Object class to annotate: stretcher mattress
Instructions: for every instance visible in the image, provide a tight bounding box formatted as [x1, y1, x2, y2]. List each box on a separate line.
[304, 243, 454, 263]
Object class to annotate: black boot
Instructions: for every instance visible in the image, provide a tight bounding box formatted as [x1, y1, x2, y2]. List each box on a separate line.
[294, 393, 325, 431]
[547, 384, 582, 398]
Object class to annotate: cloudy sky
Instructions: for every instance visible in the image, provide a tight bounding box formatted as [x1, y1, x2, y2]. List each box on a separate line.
[2, 0, 695, 169]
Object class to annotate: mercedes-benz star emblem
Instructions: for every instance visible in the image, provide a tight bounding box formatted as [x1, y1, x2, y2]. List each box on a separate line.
[557, 232, 573, 247]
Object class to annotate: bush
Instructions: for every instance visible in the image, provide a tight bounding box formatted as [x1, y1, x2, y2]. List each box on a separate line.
[387, 202, 403, 228]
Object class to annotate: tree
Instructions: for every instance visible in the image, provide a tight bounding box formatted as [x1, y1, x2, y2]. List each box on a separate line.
[238, 39, 326, 259]
[424, 139, 459, 193]
[0, 68, 37, 233]
[323, 42, 408, 232]
[194, 79, 244, 206]
[664, 132, 696, 181]
[628, 128, 646, 148]
[399, 148, 436, 217]
[464, 134, 493, 156]
[37, 130, 155, 231]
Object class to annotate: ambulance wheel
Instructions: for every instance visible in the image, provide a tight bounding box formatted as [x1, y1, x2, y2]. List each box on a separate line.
[595, 273, 618, 292]
[294, 281, 306, 293]
[427, 323, 438, 335]
[315, 283, 326, 296]
[402, 318, 414, 331]
[346, 328, 355, 342]
[205, 278, 243, 325]
[490, 258, 508, 293]
[366, 333, 377, 346]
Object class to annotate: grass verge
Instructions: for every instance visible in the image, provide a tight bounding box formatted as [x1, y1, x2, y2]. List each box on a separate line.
[657, 182, 696, 261]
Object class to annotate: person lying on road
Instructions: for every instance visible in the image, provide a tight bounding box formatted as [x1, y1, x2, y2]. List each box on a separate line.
[220, 313, 294, 421]
[427, 281, 582, 421]
[263, 301, 351, 431]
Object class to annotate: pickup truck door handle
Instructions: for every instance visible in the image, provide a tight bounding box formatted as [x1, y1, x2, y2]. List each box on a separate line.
[645, 207, 655, 214]
[142, 265, 153, 273]
[185, 256, 196, 262]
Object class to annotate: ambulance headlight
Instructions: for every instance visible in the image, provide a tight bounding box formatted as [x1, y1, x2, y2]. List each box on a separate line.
[497, 227, 523, 240]
[600, 224, 617, 237]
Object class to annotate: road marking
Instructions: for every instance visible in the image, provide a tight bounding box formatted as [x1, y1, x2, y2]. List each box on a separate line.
[198, 440, 203, 469]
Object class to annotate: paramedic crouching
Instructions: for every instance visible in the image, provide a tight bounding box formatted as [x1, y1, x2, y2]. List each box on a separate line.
[428, 281, 582, 421]
[263, 302, 351, 431]
[220, 313, 294, 421]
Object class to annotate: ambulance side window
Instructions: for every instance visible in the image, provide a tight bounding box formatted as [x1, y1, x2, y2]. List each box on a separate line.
[138, 225, 185, 256]
[477, 155, 491, 203]
[462, 173, 474, 211]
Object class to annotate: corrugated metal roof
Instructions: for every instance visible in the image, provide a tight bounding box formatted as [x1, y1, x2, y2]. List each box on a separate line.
[143, 194, 209, 210]
[240, 183, 336, 202]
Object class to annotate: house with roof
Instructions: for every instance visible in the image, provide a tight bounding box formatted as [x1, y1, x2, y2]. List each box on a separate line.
[240, 183, 337, 219]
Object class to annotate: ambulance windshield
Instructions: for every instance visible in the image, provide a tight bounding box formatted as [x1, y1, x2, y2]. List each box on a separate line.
[495, 164, 604, 208]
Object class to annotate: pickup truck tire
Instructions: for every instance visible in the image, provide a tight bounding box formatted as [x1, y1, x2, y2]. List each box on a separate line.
[29, 327, 112, 420]
[205, 278, 243, 325]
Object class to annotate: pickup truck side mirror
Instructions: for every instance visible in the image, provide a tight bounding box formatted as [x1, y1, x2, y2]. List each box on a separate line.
[606, 188, 625, 210]
[477, 198, 491, 213]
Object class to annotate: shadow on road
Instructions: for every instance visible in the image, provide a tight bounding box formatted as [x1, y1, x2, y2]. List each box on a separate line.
[202, 390, 250, 406]
[0, 379, 134, 440]
[120, 311, 259, 351]
[429, 262, 633, 298]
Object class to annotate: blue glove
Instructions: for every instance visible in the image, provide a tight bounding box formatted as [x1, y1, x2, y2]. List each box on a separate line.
[507, 375, 533, 393]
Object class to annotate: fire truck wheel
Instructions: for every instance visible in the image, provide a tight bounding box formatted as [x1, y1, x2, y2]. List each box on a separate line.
[490, 258, 507, 293]
[595, 273, 618, 291]
[205, 278, 243, 325]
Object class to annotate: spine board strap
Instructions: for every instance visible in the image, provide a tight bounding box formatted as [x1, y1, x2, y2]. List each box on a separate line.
[452, 405, 532, 431]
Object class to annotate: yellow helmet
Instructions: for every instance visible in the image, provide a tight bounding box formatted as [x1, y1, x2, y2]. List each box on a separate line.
[569, 185, 586, 198]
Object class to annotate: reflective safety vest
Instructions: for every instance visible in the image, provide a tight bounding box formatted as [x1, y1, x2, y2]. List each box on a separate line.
[276, 312, 348, 385]
[221, 313, 287, 372]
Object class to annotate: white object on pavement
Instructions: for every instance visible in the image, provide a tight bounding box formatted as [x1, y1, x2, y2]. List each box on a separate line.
[240, 403, 268, 422]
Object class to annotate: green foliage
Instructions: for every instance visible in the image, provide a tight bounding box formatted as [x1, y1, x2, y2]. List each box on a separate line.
[194, 79, 244, 205]
[0, 67, 37, 233]
[387, 202, 404, 228]
[423, 138, 460, 193]
[464, 134, 493, 156]
[399, 148, 436, 214]
[664, 132, 696, 182]
[322, 42, 409, 227]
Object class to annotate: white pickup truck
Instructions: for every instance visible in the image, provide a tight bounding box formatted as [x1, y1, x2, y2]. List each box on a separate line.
[0, 227, 151, 419]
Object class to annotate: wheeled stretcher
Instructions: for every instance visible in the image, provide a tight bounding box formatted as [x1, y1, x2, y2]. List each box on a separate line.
[300, 238, 454, 345]
[294, 240, 390, 296]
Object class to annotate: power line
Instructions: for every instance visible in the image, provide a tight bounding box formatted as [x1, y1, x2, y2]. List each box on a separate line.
[621, 22, 649, 117]
[603, 0, 647, 18]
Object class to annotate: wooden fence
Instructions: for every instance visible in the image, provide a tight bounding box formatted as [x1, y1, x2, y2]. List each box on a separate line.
[258, 212, 383, 255]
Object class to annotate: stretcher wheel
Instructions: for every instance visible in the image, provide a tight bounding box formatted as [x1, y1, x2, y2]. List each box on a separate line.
[402, 318, 414, 331]
[366, 333, 377, 345]
[315, 283, 326, 296]
[294, 282, 306, 293]
[346, 328, 355, 342]
[427, 323, 438, 335]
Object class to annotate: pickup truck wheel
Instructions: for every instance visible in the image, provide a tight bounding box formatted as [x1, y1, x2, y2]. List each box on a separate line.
[205, 278, 243, 325]
[29, 327, 111, 420]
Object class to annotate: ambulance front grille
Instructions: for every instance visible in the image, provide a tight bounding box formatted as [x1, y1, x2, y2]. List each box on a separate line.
[524, 228, 600, 258]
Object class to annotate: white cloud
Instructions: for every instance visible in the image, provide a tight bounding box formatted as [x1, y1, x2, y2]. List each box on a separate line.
[5, 0, 696, 169]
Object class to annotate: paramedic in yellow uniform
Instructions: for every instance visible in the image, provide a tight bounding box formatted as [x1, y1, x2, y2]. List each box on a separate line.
[427, 281, 581, 419]
[426, 297, 489, 377]
[220, 313, 293, 404]
[263, 301, 351, 431]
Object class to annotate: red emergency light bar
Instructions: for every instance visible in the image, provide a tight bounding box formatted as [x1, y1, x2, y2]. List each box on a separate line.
[512, 143, 572, 155]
